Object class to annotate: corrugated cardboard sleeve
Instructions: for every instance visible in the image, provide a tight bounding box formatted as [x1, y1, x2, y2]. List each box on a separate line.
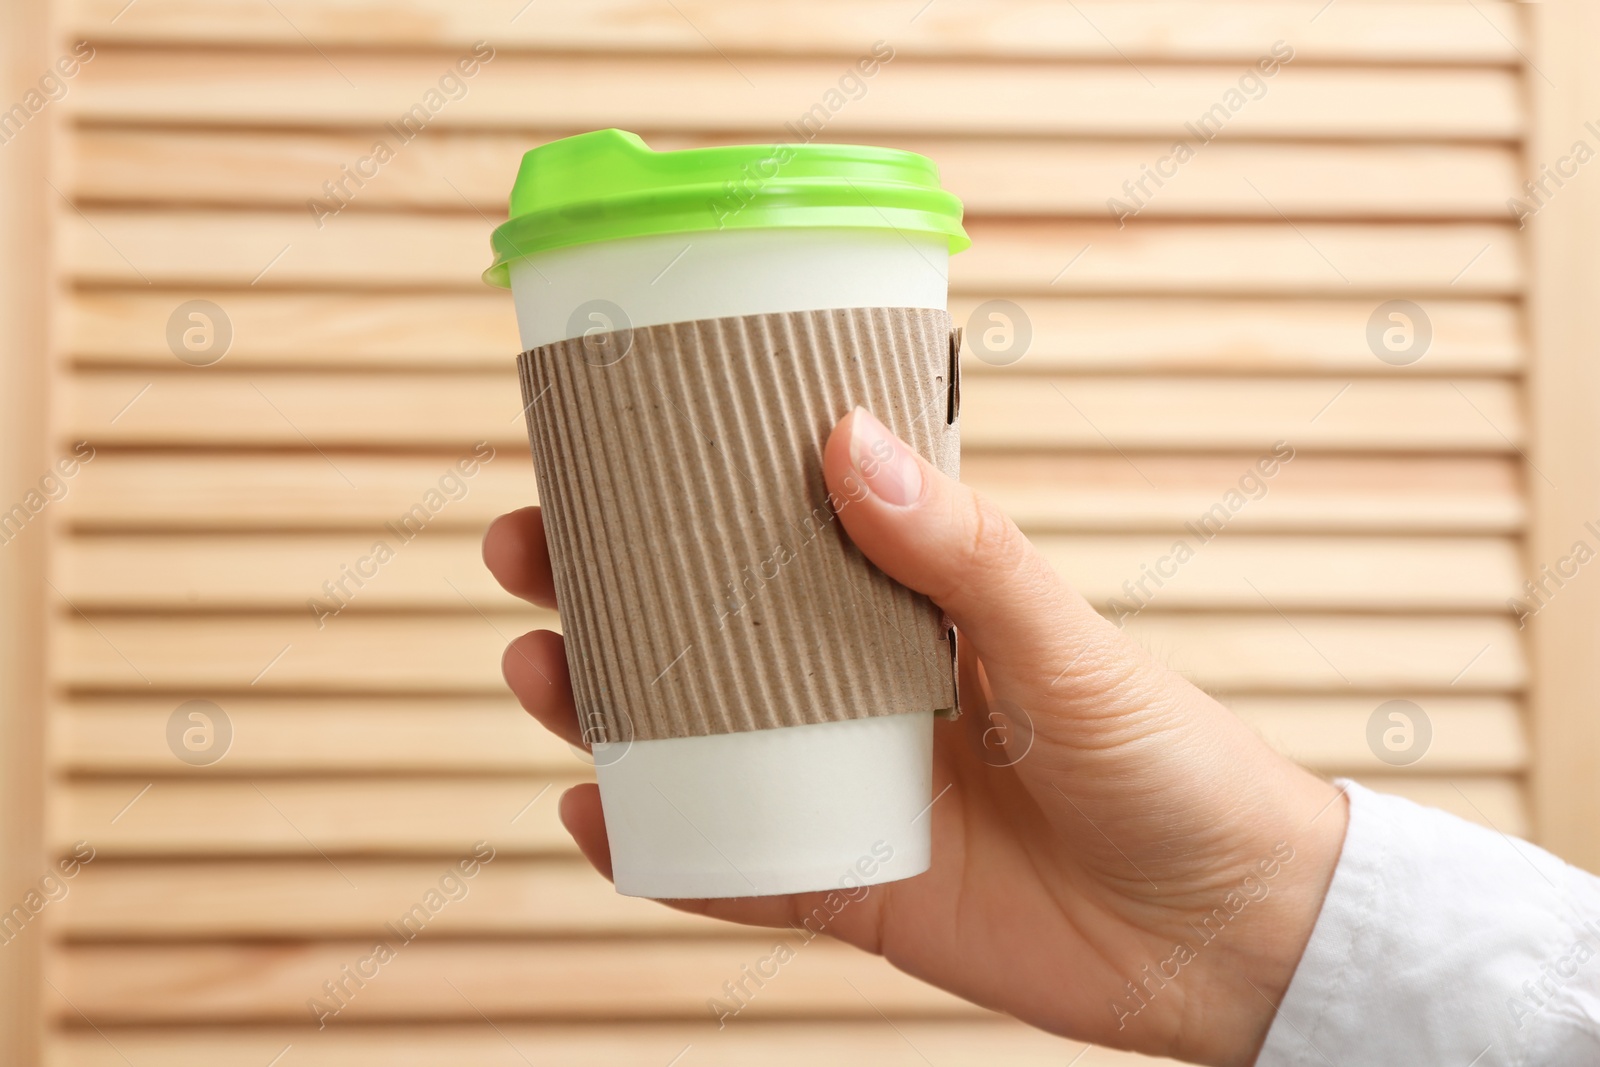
[517, 306, 960, 742]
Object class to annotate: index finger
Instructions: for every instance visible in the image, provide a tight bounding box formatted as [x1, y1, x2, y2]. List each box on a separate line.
[482, 505, 558, 609]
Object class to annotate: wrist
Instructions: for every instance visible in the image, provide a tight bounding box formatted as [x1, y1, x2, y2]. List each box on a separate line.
[1194, 767, 1350, 1066]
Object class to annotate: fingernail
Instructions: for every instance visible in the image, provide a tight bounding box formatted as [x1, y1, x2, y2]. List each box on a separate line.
[850, 407, 923, 507]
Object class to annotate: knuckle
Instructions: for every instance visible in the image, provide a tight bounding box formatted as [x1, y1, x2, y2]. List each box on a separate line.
[937, 487, 1031, 605]
[962, 489, 1026, 576]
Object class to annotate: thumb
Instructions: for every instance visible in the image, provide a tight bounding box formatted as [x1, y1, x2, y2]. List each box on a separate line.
[823, 406, 1126, 696]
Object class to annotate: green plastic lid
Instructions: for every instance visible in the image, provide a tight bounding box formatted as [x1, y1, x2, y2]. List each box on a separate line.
[483, 129, 968, 287]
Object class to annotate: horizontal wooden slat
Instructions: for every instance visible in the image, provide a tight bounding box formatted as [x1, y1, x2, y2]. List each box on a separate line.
[72, 51, 1523, 140]
[1230, 696, 1527, 773]
[72, 370, 520, 447]
[824, 220, 1512, 296]
[63, 452, 539, 530]
[56, 857, 716, 939]
[54, 613, 1524, 693]
[966, 377, 1521, 451]
[68, 290, 522, 369]
[951, 296, 1520, 374]
[56, 532, 1524, 612]
[49, 694, 1525, 776]
[48, 938, 978, 1023]
[67, 777, 1518, 863]
[66, 290, 1525, 375]
[1356, 775, 1529, 836]
[60, 452, 1524, 533]
[53, 614, 552, 692]
[971, 453, 1524, 534]
[62, 213, 1524, 295]
[47, 1022, 1173, 1067]
[55, 778, 580, 856]
[72, 127, 1523, 219]
[52, 697, 579, 774]
[1119, 613, 1524, 692]
[1055, 536, 1521, 612]
[70, 371, 1524, 452]
[70, 0, 1524, 63]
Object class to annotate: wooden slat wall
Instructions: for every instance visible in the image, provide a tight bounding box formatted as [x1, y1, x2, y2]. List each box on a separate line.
[1, 1, 54, 1062]
[40, 1, 1534, 1063]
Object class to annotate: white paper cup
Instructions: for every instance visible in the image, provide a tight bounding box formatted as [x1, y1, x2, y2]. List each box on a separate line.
[488, 131, 966, 899]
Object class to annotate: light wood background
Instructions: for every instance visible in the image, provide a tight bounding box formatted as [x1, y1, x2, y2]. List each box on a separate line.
[0, 0, 1592, 1064]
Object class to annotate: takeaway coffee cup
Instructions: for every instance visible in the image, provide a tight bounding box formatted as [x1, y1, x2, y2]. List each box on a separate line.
[484, 129, 969, 899]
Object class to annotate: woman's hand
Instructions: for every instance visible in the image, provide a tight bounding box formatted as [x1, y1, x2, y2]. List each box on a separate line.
[482, 406, 1349, 1067]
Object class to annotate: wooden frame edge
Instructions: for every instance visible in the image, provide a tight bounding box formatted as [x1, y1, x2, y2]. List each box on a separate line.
[1527, 0, 1600, 872]
[0, 0, 56, 1059]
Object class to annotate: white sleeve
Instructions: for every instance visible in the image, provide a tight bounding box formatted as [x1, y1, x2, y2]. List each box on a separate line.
[1256, 780, 1600, 1067]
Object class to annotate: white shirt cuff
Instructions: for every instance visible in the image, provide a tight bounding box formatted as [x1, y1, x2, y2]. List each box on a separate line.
[1256, 780, 1600, 1066]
